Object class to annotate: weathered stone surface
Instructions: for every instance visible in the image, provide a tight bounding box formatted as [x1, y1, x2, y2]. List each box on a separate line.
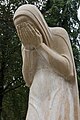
[13, 4, 80, 120]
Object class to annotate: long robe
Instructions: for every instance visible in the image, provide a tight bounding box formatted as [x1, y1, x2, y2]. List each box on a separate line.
[13, 4, 80, 120]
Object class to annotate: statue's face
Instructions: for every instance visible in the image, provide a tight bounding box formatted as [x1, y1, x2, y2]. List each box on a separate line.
[14, 15, 43, 49]
[14, 15, 38, 30]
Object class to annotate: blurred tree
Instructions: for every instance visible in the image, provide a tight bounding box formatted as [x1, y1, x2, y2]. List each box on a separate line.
[0, 0, 29, 119]
[0, 0, 80, 119]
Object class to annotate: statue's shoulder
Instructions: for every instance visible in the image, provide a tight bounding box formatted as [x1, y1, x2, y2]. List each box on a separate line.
[49, 27, 72, 59]
[49, 27, 69, 41]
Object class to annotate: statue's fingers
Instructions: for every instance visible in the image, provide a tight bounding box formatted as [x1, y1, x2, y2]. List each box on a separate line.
[27, 23, 36, 37]
[26, 25, 37, 45]
[21, 28, 33, 49]
[16, 25, 19, 36]
[28, 24, 42, 41]
[25, 26, 32, 42]
[24, 26, 36, 49]
[22, 27, 28, 42]
[27, 24, 43, 46]
[16, 25, 22, 41]
[34, 28, 43, 43]
[20, 26, 30, 46]
[20, 28, 27, 44]
[35, 28, 40, 35]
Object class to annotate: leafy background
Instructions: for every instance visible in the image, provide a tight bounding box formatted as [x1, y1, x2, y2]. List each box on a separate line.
[0, 0, 80, 119]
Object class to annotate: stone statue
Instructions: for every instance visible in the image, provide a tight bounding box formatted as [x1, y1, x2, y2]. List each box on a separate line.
[13, 4, 80, 120]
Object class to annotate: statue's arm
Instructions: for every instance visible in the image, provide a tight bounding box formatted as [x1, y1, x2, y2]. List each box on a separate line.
[21, 45, 37, 87]
[37, 40, 74, 81]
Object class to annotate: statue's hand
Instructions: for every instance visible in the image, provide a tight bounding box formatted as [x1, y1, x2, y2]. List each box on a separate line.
[16, 22, 43, 50]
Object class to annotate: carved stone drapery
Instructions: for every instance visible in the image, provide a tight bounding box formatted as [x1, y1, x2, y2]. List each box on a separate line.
[13, 4, 80, 120]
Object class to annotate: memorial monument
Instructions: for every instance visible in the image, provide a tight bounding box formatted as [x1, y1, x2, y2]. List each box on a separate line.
[13, 4, 80, 120]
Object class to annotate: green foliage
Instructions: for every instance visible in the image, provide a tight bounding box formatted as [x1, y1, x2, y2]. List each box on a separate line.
[2, 86, 29, 120]
[0, 0, 80, 119]
[0, 0, 29, 119]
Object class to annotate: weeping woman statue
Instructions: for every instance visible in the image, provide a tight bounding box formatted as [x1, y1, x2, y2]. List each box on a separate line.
[13, 4, 80, 120]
